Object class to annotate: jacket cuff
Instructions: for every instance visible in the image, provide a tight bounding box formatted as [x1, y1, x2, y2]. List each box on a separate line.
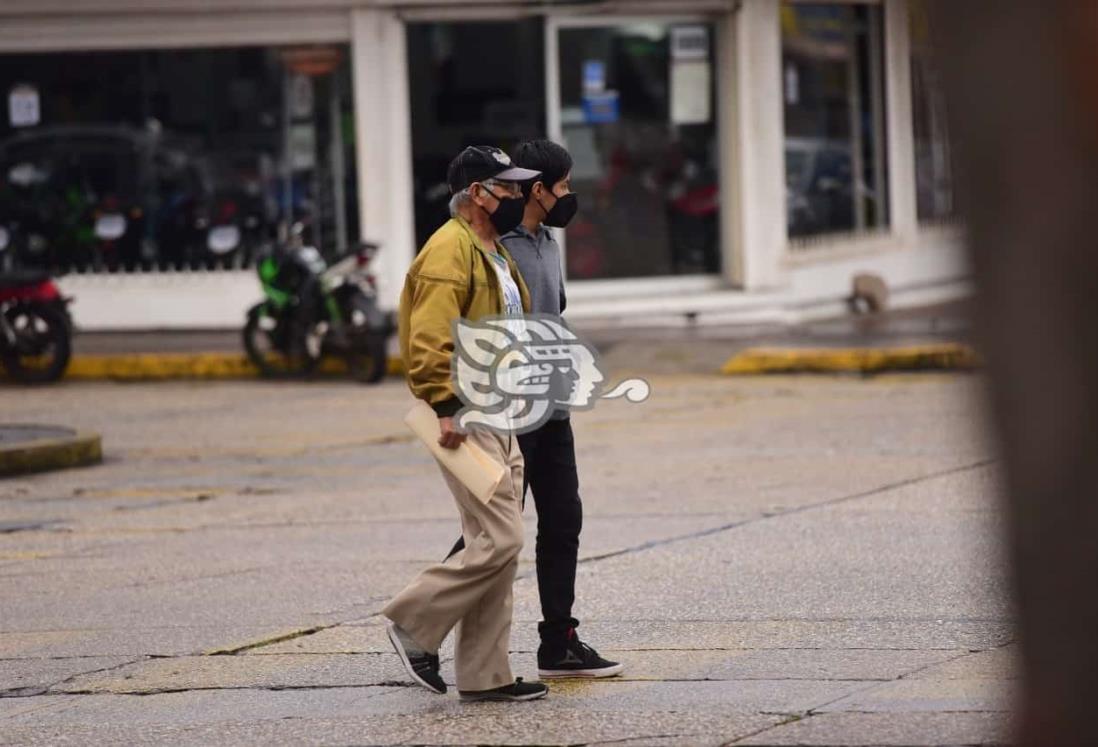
[430, 397, 463, 418]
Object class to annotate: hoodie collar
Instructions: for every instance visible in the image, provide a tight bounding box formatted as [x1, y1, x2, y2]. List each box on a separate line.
[504, 222, 548, 242]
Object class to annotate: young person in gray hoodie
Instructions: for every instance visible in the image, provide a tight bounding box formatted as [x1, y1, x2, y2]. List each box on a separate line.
[449, 139, 622, 678]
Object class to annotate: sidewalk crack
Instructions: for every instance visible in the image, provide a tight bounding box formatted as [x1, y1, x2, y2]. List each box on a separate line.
[1, 656, 148, 699]
[516, 459, 996, 578]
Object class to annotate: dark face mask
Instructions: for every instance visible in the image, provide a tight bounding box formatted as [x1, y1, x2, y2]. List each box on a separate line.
[481, 187, 525, 235]
[537, 191, 579, 228]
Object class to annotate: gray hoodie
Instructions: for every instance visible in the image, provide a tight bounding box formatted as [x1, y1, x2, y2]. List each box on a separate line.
[501, 223, 570, 421]
[500, 224, 567, 316]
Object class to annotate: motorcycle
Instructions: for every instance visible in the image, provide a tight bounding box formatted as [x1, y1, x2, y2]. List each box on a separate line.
[0, 271, 72, 383]
[242, 228, 391, 383]
[1, 201, 53, 272]
[91, 193, 143, 272]
[202, 191, 270, 270]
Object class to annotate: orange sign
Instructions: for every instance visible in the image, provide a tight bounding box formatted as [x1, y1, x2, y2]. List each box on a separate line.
[280, 47, 343, 76]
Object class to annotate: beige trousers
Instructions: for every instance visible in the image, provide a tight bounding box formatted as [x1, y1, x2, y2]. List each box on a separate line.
[383, 426, 525, 692]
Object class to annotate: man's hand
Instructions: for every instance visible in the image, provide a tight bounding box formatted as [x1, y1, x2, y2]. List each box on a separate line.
[438, 417, 467, 450]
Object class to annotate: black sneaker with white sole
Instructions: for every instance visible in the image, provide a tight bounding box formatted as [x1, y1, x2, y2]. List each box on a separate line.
[538, 632, 623, 679]
[386, 621, 446, 694]
[459, 677, 548, 702]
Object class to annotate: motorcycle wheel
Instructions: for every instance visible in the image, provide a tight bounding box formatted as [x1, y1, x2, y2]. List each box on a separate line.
[242, 304, 320, 379]
[1, 303, 72, 384]
[345, 331, 389, 384]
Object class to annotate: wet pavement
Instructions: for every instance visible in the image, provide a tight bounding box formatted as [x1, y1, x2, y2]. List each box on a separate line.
[0, 368, 1013, 745]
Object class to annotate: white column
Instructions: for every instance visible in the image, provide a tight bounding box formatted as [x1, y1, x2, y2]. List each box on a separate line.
[884, 0, 918, 244]
[721, 0, 787, 290]
[351, 7, 416, 311]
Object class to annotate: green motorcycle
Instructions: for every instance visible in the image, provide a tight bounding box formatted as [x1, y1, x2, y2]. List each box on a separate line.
[243, 232, 392, 383]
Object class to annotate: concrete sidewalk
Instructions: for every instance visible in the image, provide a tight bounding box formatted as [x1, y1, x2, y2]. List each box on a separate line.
[0, 372, 1013, 745]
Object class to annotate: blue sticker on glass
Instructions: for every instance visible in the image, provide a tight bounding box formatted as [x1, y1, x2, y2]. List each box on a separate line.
[582, 91, 619, 124]
[582, 60, 606, 94]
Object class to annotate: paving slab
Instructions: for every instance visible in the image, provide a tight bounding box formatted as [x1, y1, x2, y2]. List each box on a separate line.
[6, 680, 861, 725]
[735, 711, 1012, 746]
[0, 711, 781, 746]
[245, 622, 390, 656]
[0, 656, 133, 695]
[563, 620, 1013, 653]
[0, 695, 75, 722]
[830, 462, 1004, 516]
[250, 619, 1013, 658]
[0, 626, 319, 660]
[907, 644, 1019, 680]
[54, 653, 409, 694]
[0, 687, 399, 727]
[818, 677, 1016, 713]
[559, 476, 1008, 625]
[49, 648, 966, 695]
[703, 647, 961, 681]
[359, 679, 873, 716]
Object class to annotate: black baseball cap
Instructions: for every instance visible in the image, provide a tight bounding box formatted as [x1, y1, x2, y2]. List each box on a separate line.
[447, 146, 541, 194]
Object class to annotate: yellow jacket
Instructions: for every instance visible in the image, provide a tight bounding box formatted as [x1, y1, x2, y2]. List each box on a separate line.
[398, 217, 531, 416]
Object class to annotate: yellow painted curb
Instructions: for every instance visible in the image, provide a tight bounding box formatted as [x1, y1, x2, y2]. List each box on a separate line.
[720, 343, 980, 375]
[60, 353, 403, 381]
[0, 430, 102, 477]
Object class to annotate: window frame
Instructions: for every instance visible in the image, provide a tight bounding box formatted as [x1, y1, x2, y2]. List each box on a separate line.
[777, 0, 939, 266]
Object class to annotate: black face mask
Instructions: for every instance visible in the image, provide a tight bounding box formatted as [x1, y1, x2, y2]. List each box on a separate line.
[537, 192, 579, 228]
[481, 187, 525, 235]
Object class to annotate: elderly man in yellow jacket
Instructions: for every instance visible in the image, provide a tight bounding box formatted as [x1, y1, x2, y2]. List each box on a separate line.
[383, 146, 549, 703]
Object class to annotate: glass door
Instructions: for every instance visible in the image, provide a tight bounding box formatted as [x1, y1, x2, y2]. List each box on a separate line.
[549, 18, 721, 281]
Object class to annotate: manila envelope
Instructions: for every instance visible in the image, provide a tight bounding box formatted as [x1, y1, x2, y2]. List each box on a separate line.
[403, 400, 505, 504]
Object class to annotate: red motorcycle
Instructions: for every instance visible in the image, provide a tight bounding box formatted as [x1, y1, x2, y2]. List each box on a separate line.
[0, 272, 72, 383]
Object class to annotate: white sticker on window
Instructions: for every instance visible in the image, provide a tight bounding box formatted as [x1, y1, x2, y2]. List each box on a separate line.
[9, 85, 40, 128]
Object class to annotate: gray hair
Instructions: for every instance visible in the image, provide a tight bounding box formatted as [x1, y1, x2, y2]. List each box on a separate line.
[448, 178, 506, 218]
[448, 190, 471, 218]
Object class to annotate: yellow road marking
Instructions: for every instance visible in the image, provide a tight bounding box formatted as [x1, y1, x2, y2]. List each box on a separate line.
[721, 344, 980, 375]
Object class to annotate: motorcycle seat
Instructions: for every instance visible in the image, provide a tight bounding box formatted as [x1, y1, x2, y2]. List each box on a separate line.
[0, 271, 52, 289]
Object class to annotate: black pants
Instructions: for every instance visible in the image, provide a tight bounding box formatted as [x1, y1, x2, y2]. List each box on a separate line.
[447, 417, 582, 652]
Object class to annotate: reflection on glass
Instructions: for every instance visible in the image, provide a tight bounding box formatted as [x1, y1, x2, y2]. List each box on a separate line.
[781, 3, 889, 242]
[558, 23, 721, 280]
[0, 46, 358, 274]
[406, 20, 546, 249]
[910, 0, 955, 223]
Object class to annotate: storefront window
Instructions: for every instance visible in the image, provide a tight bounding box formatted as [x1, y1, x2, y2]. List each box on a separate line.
[910, 0, 955, 223]
[0, 46, 357, 274]
[407, 20, 546, 249]
[557, 23, 721, 279]
[407, 20, 720, 280]
[781, 3, 889, 242]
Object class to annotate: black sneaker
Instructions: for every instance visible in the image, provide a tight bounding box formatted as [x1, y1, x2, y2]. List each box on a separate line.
[538, 632, 623, 679]
[459, 677, 548, 702]
[386, 621, 446, 694]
